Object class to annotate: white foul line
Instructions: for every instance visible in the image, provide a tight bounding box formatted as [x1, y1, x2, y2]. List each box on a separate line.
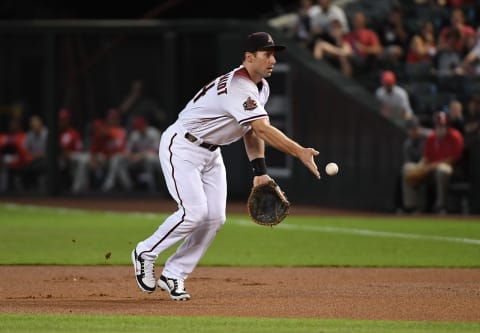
[3, 203, 480, 246]
[233, 220, 480, 246]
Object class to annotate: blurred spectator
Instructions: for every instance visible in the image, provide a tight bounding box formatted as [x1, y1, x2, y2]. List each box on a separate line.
[291, 0, 319, 48]
[422, 7, 475, 77]
[434, 29, 464, 77]
[0, 117, 30, 192]
[379, 6, 409, 64]
[403, 116, 433, 163]
[313, 19, 353, 76]
[459, 28, 480, 75]
[119, 80, 167, 131]
[309, 0, 349, 39]
[267, 0, 316, 46]
[462, 94, 480, 176]
[464, 94, 480, 145]
[58, 108, 90, 193]
[447, 99, 465, 134]
[95, 108, 132, 192]
[23, 115, 48, 190]
[406, 21, 437, 63]
[126, 116, 162, 193]
[375, 70, 414, 126]
[403, 112, 464, 214]
[88, 119, 109, 189]
[400, 116, 432, 212]
[343, 11, 383, 75]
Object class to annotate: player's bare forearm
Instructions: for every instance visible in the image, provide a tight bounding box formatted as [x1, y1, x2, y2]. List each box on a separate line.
[251, 118, 320, 179]
[243, 129, 265, 161]
[250, 118, 302, 157]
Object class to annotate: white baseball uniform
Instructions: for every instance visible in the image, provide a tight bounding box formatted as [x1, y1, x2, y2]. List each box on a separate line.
[135, 65, 270, 280]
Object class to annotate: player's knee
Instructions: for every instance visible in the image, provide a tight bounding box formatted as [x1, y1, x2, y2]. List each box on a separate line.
[185, 204, 209, 223]
[208, 214, 226, 228]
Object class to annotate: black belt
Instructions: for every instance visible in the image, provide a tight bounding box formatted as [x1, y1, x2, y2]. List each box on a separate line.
[184, 133, 219, 151]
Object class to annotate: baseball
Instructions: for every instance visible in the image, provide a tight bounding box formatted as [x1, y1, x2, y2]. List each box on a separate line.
[325, 162, 339, 176]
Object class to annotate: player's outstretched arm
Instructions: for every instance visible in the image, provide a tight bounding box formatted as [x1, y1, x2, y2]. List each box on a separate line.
[250, 118, 320, 179]
[243, 129, 273, 187]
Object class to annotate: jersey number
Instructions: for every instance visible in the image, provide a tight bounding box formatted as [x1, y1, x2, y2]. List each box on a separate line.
[193, 81, 215, 103]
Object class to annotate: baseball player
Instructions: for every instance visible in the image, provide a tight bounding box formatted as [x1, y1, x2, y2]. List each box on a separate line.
[132, 32, 320, 301]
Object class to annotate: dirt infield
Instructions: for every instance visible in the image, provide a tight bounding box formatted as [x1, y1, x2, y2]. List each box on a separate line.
[1, 266, 480, 321]
[1, 197, 480, 321]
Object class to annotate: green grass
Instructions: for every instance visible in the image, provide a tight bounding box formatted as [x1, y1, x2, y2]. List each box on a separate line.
[1, 314, 479, 333]
[0, 203, 479, 267]
[1, 203, 479, 332]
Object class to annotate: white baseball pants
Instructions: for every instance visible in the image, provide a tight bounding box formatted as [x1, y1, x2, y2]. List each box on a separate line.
[135, 122, 227, 280]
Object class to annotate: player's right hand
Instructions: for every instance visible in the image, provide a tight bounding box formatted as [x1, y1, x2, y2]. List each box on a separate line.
[299, 148, 320, 179]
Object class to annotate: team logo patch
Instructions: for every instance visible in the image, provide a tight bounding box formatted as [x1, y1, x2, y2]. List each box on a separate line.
[243, 97, 257, 111]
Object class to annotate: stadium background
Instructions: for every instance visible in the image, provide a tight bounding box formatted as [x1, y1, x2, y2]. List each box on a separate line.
[0, 0, 479, 213]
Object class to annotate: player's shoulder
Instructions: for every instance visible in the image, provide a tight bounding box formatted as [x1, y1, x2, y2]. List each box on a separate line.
[230, 67, 262, 95]
[232, 68, 256, 87]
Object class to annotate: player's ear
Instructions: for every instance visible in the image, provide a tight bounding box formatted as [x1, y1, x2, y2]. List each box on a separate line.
[244, 51, 255, 63]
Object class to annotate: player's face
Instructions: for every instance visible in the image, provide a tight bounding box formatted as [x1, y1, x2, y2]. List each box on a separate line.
[253, 50, 277, 78]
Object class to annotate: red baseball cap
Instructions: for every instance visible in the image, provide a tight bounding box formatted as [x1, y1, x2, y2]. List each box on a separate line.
[381, 70, 396, 85]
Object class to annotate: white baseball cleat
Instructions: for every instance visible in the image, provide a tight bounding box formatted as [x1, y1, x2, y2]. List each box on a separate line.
[131, 249, 156, 293]
[157, 275, 191, 301]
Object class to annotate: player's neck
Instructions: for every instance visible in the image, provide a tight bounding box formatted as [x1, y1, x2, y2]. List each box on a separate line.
[242, 64, 262, 84]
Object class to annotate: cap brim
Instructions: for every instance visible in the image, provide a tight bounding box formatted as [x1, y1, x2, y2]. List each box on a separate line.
[266, 45, 286, 52]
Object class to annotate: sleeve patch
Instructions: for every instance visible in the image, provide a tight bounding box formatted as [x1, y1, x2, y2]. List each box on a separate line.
[243, 96, 257, 111]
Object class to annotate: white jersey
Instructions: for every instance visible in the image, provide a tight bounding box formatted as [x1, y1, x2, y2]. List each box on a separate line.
[177, 66, 270, 146]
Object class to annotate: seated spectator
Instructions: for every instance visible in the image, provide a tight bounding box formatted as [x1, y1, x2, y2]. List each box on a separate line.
[380, 5, 409, 65]
[309, 0, 349, 40]
[313, 19, 353, 76]
[126, 116, 162, 193]
[58, 109, 90, 193]
[290, 0, 319, 48]
[88, 119, 109, 188]
[403, 117, 433, 163]
[433, 32, 464, 75]
[375, 70, 414, 127]
[96, 109, 132, 192]
[0, 117, 30, 192]
[400, 116, 432, 212]
[459, 29, 480, 75]
[267, 0, 316, 44]
[403, 112, 464, 214]
[23, 115, 48, 191]
[464, 93, 480, 144]
[462, 93, 480, 176]
[343, 11, 383, 75]
[435, 8, 475, 77]
[406, 21, 437, 63]
[447, 99, 465, 134]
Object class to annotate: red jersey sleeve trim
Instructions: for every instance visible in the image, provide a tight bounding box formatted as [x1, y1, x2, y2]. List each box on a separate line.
[238, 114, 268, 125]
